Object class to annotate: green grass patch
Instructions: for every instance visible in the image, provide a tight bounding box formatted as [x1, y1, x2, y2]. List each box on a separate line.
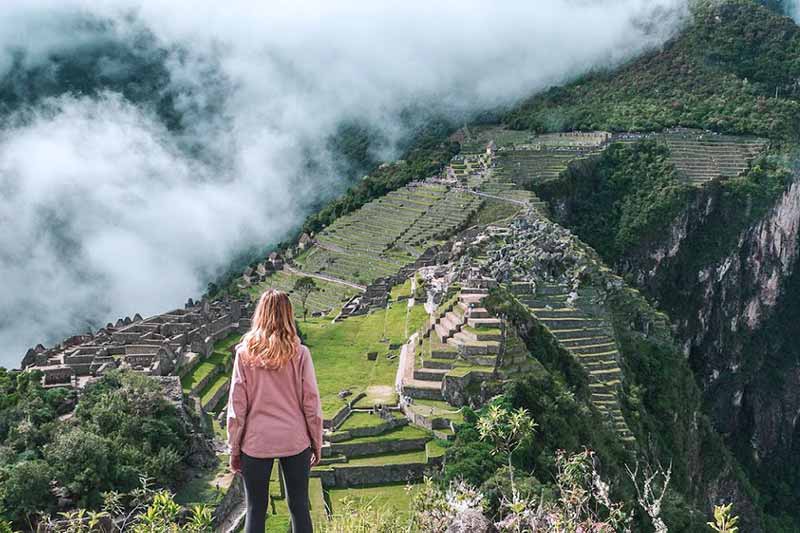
[200, 374, 230, 407]
[462, 325, 501, 336]
[389, 278, 413, 301]
[345, 424, 430, 444]
[472, 197, 523, 225]
[426, 439, 450, 459]
[339, 411, 401, 431]
[343, 449, 428, 466]
[327, 482, 420, 517]
[300, 302, 426, 418]
[174, 453, 229, 508]
[181, 354, 226, 393]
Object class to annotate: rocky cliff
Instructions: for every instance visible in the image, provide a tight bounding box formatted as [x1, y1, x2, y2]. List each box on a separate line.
[613, 175, 800, 523]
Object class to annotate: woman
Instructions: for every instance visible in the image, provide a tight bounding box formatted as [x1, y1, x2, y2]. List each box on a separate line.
[227, 289, 323, 533]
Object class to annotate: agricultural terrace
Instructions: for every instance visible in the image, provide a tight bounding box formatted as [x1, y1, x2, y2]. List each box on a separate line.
[294, 183, 481, 285]
[246, 269, 359, 318]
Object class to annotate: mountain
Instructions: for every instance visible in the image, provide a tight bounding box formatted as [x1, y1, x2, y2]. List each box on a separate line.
[3, 0, 800, 531]
[509, 0, 800, 529]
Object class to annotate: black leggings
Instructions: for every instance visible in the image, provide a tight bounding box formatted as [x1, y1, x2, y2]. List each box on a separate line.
[240, 448, 313, 533]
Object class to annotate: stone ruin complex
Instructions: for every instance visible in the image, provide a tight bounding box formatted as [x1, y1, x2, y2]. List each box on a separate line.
[20, 296, 253, 389]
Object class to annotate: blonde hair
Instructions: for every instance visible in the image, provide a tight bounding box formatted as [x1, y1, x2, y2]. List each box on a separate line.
[240, 289, 299, 369]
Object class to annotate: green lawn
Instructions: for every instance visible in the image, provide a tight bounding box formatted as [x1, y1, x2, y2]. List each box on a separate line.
[426, 439, 450, 459]
[342, 449, 427, 466]
[327, 482, 421, 517]
[181, 354, 226, 394]
[344, 424, 429, 444]
[300, 299, 427, 418]
[247, 270, 358, 318]
[174, 453, 229, 508]
[389, 278, 413, 301]
[338, 411, 401, 431]
[181, 332, 239, 393]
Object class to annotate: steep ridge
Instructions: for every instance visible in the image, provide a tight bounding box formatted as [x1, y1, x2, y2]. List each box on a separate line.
[511, 282, 635, 444]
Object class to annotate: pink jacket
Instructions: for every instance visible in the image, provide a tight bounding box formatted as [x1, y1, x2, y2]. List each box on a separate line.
[226, 343, 323, 459]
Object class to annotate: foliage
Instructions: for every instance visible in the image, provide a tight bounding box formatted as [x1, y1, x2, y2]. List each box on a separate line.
[476, 404, 537, 495]
[410, 450, 632, 533]
[536, 140, 692, 262]
[324, 495, 413, 533]
[0, 370, 193, 529]
[707, 503, 740, 533]
[40, 482, 213, 533]
[505, 1, 800, 140]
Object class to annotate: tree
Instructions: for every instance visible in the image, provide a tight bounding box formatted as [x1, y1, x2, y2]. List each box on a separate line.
[44, 428, 112, 508]
[293, 276, 318, 321]
[0, 459, 53, 525]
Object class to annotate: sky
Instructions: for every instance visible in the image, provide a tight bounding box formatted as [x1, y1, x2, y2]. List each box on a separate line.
[0, 0, 688, 367]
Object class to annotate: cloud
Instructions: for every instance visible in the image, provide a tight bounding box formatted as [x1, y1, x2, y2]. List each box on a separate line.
[0, 0, 687, 367]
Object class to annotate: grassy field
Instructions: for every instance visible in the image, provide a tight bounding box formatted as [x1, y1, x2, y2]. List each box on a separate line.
[301, 298, 427, 418]
[338, 411, 401, 431]
[344, 424, 429, 444]
[174, 451, 229, 508]
[343, 449, 428, 466]
[327, 482, 421, 517]
[200, 373, 230, 407]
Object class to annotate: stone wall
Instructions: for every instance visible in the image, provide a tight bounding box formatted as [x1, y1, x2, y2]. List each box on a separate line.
[192, 363, 224, 396]
[329, 417, 407, 442]
[329, 437, 429, 458]
[213, 474, 245, 531]
[201, 378, 230, 412]
[324, 392, 366, 430]
[403, 405, 453, 431]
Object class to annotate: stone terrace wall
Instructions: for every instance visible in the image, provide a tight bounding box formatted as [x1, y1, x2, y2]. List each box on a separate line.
[329, 437, 429, 458]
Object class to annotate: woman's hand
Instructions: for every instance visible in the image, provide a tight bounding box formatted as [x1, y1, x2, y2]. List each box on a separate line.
[310, 448, 322, 467]
[230, 453, 242, 473]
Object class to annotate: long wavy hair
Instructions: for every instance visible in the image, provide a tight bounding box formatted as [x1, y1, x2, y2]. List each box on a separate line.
[240, 289, 299, 369]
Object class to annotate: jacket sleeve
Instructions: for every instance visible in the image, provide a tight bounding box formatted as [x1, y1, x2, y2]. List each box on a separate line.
[301, 346, 324, 454]
[226, 349, 249, 456]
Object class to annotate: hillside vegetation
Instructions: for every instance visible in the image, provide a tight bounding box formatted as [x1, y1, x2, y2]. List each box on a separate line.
[506, 1, 800, 140]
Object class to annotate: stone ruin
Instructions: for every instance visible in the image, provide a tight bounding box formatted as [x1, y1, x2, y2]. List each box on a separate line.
[21, 296, 253, 389]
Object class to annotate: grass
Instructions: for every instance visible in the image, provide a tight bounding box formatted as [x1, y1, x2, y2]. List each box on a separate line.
[342, 449, 428, 466]
[327, 483, 421, 517]
[300, 299, 426, 418]
[200, 373, 230, 407]
[181, 332, 239, 393]
[410, 398, 456, 411]
[338, 411, 401, 431]
[472, 197, 523, 225]
[181, 352, 226, 393]
[344, 424, 430, 444]
[174, 453, 229, 507]
[389, 278, 413, 301]
[426, 439, 450, 459]
[248, 270, 358, 318]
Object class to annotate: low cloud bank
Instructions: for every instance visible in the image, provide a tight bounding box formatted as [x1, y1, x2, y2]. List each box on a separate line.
[0, 0, 687, 366]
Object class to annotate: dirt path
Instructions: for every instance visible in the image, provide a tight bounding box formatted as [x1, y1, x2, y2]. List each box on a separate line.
[283, 265, 366, 291]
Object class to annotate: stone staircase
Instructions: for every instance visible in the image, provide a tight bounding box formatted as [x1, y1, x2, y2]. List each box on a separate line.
[403, 287, 503, 403]
[512, 282, 635, 445]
